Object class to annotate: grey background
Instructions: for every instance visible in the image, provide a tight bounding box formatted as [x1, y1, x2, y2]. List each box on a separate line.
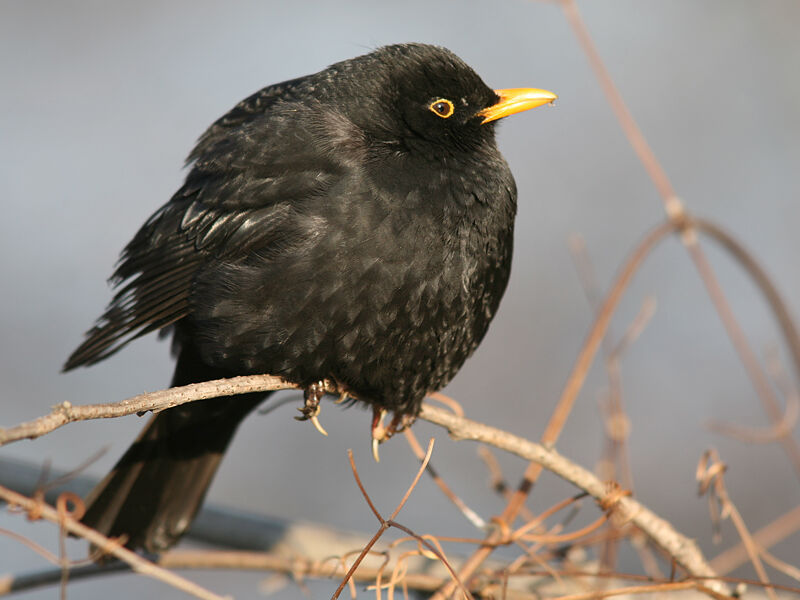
[2, 1, 799, 597]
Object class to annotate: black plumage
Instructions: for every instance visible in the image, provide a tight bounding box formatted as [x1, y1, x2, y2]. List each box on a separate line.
[64, 43, 555, 552]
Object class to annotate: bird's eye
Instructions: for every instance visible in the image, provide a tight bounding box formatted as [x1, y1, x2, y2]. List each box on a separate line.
[429, 99, 455, 119]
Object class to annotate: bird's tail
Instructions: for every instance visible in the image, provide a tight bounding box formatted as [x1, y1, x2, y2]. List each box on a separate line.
[80, 347, 266, 553]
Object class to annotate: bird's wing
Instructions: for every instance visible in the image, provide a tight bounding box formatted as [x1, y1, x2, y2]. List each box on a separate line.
[64, 94, 364, 370]
[187, 75, 309, 164]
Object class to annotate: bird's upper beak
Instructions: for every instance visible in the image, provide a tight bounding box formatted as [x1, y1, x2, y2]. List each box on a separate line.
[478, 88, 557, 124]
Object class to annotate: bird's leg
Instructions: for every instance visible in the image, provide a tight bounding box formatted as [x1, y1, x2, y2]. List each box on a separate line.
[295, 381, 329, 436]
[386, 412, 416, 437]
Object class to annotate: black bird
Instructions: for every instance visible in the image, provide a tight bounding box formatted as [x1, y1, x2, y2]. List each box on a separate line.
[64, 43, 556, 553]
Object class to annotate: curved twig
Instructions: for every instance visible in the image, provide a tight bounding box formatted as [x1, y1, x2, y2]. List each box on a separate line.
[0, 485, 226, 600]
[418, 404, 727, 593]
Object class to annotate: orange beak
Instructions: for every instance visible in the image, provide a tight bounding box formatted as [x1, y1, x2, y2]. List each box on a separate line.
[478, 88, 557, 124]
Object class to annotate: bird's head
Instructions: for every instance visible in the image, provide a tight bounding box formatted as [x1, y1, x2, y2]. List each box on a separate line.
[323, 43, 556, 157]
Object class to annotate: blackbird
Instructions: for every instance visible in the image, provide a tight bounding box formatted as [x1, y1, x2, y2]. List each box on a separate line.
[64, 43, 556, 552]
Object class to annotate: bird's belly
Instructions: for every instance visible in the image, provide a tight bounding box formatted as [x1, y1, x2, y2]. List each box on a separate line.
[191, 232, 502, 414]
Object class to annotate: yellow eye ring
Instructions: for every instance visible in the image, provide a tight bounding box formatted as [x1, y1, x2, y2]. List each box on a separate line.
[429, 98, 455, 119]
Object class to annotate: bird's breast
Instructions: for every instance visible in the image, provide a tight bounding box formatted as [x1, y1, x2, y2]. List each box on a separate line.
[190, 161, 515, 412]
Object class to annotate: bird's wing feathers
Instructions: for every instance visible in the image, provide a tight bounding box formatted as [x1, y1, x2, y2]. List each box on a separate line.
[64, 97, 363, 370]
[187, 75, 309, 163]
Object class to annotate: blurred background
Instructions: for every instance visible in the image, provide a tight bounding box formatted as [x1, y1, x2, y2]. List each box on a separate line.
[1, 0, 799, 597]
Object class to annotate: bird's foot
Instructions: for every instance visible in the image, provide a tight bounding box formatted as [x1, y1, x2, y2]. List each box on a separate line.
[388, 412, 416, 435]
[370, 407, 416, 462]
[295, 381, 329, 436]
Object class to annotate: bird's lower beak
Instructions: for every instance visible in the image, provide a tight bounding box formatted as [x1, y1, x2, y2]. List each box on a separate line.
[478, 88, 558, 124]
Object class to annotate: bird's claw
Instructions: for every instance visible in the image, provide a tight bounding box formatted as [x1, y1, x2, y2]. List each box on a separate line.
[371, 408, 388, 462]
[308, 412, 328, 436]
[295, 381, 329, 436]
[371, 437, 381, 463]
[370, 407, 416, 462]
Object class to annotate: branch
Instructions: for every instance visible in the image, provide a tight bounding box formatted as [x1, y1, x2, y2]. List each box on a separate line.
[417, 403, 728, 594]
[1, 376, 727, 594]
[0, 375, 302, 447]
[0, 546, 501, 599]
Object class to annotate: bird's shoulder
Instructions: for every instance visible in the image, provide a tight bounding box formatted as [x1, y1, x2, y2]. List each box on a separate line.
[187, 74, 309, 161]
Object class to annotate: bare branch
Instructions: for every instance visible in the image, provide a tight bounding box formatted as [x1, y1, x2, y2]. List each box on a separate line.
[0, 375, 301, 447]
[0, 371, 729, 595]
[418, 403, 728, 595]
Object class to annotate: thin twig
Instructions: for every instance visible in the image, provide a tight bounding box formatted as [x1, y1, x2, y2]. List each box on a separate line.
[510, 493, 587, 541]
[550, 580, 702, 600]
[506, 222, 671, 517]
[570, 236, 655, 576]
[710, 504, 800, 574]
[696, 450, 776, 600]
[419, 403, 728, 594]
[331, 440, 457, 600]
[706, 392, 798, 443]
[694, 218, 800, 473]
[693, 219, 800, 381]
[0, 485, 227, 600]
[558, 0, 675, 202]
[476, 446, 538, 523]
[0, 527, 62, 566]
[435, 221, 677, 599]
[384, 523, 472, 600]
[0, 550, 537, 599]
[758, 547, 800, 584]
[403, 428, 486, 530]
[559, 0, 800, 484]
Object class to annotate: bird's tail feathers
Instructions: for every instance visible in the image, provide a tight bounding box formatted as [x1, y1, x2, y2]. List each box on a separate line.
[80, 346, 266, 552]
